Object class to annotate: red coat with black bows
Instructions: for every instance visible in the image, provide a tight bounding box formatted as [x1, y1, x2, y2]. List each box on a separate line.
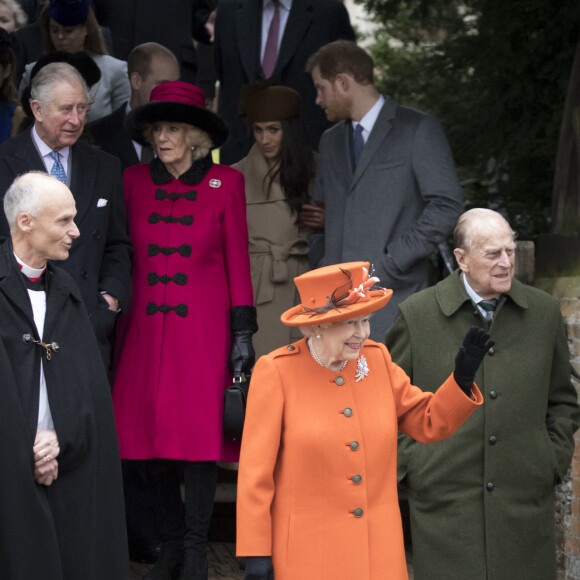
[113, 159, 253, 461]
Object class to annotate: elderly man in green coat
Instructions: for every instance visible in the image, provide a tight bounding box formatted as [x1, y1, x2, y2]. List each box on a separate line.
[385, 208, 580, 580]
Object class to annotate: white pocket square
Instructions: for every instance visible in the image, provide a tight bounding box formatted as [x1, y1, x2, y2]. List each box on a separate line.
[97, 198, 108, 208]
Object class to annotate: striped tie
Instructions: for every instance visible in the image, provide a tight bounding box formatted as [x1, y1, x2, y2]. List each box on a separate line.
[49, 151, 67, 183]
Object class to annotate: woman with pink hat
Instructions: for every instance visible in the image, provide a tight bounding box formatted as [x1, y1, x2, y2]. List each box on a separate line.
[113, 81, 256, 580]
[236, 261, 491, 580]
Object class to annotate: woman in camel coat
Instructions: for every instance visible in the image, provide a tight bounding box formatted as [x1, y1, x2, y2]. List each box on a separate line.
[237, 261, 491, 580]
[233, 84, 319, 357]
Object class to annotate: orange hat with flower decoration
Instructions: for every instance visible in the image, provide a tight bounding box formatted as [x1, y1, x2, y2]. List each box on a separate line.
[280, 262, 393, 326]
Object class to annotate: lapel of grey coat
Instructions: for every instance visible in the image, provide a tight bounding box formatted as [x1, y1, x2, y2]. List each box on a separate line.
[236, 0, 262, 81]
[276, 0, 313, 74]
[348, 96, 397, 194]
[331, 121, 356, 191]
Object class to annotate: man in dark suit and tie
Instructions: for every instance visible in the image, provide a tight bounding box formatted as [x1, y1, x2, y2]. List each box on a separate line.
[307, 41, 464, 340]
[0, 61, 132, 369]
[214, 0, 355, 164]
[90, 42, 180, 172]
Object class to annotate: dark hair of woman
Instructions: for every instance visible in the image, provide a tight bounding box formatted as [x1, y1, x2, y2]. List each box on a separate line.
[0, 34, 17, 103]
[263, 117, 315, 217]
[39, 6, 108, 55]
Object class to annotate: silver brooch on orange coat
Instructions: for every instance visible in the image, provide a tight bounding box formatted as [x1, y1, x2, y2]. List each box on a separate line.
[355, 355, 369, 382]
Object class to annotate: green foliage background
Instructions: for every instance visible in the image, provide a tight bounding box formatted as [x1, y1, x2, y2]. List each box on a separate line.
[357, 0, 579, 240]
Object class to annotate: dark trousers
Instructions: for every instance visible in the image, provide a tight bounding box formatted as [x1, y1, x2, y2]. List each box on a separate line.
[148, 459, 218, 552]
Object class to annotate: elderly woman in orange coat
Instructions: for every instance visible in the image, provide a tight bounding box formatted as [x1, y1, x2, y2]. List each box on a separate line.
[236, 261, 492, 580]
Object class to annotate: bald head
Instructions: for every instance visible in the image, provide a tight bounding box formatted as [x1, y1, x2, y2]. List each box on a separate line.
[454, 208, 514, 252]
[453, 208, 516, 299]
[6, 172, 79, 267]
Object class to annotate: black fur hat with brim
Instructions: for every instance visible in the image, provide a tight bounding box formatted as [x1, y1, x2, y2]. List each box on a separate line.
[126, 81, 228, 149]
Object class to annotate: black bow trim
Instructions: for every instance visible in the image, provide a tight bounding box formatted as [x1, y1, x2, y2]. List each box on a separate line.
[147, 272, 188, 286]
[148, 213, 194, 226]
[155, 188, 198, 201]
[146, 302, 188, 317]
[149, 154, 213, 185]
[148, 243, 192, 257]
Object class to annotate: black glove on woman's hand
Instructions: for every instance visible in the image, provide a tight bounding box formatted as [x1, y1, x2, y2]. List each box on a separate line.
[245, 556, 274, 580]
[229, 331, 255, 375]
[454, 326, 495, 396]
[229, 305, 258, 375]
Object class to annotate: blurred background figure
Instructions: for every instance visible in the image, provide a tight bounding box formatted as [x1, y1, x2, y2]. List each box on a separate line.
[0, 0, 27, 32]
[19, 0, 129, 121]
[233, 82, 319, 357]
[214, 0, 355, 164]
[90, 42, 180, 172]
[92, 0, 217, 87]
[113, 81, 256, 580]
[0, 28, 19, 141]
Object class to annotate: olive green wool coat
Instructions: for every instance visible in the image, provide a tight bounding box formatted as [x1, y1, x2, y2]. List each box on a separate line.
[385, 270, 580, 580]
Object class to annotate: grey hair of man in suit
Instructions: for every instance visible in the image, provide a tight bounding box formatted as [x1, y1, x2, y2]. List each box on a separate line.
[30, 61, 91, 108]
[29, 62, 93, 152]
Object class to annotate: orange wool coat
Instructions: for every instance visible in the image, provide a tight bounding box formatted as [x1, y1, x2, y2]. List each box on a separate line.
[236, 338, 483, 580]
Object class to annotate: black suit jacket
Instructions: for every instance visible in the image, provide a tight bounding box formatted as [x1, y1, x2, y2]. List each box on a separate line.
[0, 129, 133, 365]
[214, 0, 355, 164]
[92, 0, 216, 83]
[90, 103, 140, 173]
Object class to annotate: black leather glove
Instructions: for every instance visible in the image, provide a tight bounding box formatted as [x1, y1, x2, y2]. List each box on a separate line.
[229, 331, 255, 375]
[454, 326, 495, 396]
[229, 305, 258, 375]
[245, 556, 274, 580]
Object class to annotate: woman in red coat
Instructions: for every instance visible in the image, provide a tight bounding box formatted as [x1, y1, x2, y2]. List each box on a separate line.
[113, 81, 256, 580]
[237, 262, 491, 580]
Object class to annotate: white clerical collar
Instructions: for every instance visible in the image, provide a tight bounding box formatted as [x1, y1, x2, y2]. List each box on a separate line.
[14, 253, 46, 279]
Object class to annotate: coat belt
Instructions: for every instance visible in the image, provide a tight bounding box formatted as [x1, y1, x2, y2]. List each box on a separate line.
[249, 239, 309, 305]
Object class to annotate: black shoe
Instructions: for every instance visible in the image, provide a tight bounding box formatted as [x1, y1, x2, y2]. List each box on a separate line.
[179, 550, 208, 580]
[143, 545, 184, 580]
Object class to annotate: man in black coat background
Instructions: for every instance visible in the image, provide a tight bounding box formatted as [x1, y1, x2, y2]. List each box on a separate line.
[214, 0, 355, 164]
[0, 61, 132, 369]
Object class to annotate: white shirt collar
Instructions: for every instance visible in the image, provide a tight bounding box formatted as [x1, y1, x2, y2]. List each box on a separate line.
[32, 124, 70, 167]
[353, 95, 385, 143]
[461, 272, 500, 319]
[263, 0, 292, 10]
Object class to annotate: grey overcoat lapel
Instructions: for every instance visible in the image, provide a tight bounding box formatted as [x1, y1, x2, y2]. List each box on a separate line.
[348, 97, 397, 193]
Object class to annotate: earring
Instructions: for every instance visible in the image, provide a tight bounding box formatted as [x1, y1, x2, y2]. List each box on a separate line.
[191, 146, 196, 151]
